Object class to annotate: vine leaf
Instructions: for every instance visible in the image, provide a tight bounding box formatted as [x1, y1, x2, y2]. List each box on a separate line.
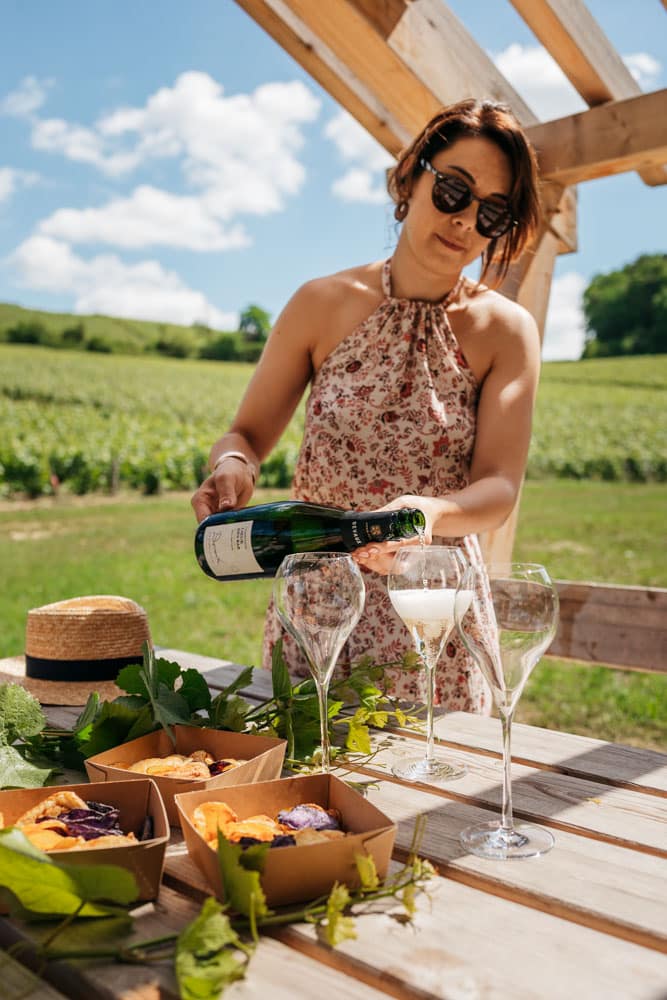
[0, 828, 137, 918]
[176, 897, 252, 1000]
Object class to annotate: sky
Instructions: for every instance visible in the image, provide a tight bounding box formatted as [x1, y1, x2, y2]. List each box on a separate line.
[0, 1, 665, 361]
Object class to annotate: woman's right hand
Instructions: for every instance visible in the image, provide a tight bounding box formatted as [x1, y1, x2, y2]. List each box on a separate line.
[191, 456, 256, 522]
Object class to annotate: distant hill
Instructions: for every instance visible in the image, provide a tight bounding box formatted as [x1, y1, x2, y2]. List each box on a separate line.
[0, 301, 262, 361]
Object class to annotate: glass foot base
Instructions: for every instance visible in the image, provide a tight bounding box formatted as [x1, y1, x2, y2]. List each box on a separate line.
[391, 754, 466, 783]
[460, 820, 554, 859]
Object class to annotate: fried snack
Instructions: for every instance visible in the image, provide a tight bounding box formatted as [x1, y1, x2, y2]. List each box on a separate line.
[192, 800, 347, 850]
[292, 828, 345, 846]
[12, 794, 139, 852]
[16, 791, 89, 825]
[114, 751, 245, 780]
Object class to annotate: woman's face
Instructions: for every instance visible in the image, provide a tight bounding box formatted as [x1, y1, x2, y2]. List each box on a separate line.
[402, 134, 513, 273]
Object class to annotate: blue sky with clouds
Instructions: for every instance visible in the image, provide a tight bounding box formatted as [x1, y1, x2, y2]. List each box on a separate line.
[1, 0, 665, 360]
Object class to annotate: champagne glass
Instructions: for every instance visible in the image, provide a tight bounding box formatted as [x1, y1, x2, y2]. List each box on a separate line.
[273, 552, 366, 771]
[387, 545, 470, 782]
[455, 562, 559, 859]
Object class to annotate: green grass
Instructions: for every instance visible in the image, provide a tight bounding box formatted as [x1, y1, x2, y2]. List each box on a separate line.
[1, 482, 665, 751]
[0, 347, 665, 499]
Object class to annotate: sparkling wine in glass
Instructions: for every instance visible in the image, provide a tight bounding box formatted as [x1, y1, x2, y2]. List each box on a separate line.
[273, 552, 366, 771]
[455, 562, 559, 859]
[388, 545, 470, 783]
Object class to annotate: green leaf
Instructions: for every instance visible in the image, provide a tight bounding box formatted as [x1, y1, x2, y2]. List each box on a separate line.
[0, 683, 46, 744]
[271, 639, 292, 702]
[216, 833, 271, 922]
[176, 898, 251, 1000]
[0, 744, 54, 789]
[219, 665, 254, 698]
[150, 683, 192, 732]
[78, 700, 145, 756]
[0, 829, 136, 917]
[216, 695, 249, 733]
[355, 853, 380, 892]
[394, 707, 407, 728]
[318, 882, 356, 947]
[72, 693, 100, 733]
[115, 662, 147, 696]
[344, 718, 372, 755]
[179, 669, 212, 712]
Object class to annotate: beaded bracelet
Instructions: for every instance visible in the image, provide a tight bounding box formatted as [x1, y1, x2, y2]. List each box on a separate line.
[211, 450, 257, 485]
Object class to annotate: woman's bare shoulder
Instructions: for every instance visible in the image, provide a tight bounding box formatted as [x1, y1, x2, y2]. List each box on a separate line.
[290, 261, 384, 309]
[463, 282, 539, 346]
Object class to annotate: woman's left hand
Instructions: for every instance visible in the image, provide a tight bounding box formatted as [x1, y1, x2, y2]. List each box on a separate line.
[351, 495, 437, 575]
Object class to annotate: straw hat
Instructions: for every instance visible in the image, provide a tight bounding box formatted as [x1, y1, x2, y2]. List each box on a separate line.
[0, 595, 152, 706]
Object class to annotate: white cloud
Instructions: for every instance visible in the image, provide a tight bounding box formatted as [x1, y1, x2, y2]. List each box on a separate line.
[10, 235, 236, 329]
[31, 117, 142, 177]
[542, 272, 587, 361]
[1, 76, 53, 117]
[494, 44, 663, 123]
[0, 166, 39, 203]
[623, 53, 661, 89]
[17, 71, 321, 255]
[332, 168, 388, 204]
[38, 186, 250, 251]
[493, 44, 586, 121]
[32, 72, 320, 206]
[324, 110, 393, 204]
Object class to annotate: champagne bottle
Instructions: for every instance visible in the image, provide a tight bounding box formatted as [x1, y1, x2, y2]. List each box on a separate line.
[195, 500, 426, 581]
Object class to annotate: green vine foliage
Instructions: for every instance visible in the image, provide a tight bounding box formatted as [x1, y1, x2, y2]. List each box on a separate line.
[5, 641, 423, 787]
[0, 800, 435, 999]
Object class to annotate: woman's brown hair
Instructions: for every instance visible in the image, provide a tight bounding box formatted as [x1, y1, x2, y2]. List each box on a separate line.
[387, 99, 541, 284]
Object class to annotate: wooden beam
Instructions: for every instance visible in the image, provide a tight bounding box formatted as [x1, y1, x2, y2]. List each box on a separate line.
[351, 0, 538, 124]
[263, 0, 445, 136]
[479, 219, 562, 563]
[233, 0, 413, 155]
[527, 89, 667, 186]
[237, 0, 664, 191]
[510, 0, 666, 186]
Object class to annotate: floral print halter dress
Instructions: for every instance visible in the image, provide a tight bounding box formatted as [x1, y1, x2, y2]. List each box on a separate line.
[263, 258, 492, 713]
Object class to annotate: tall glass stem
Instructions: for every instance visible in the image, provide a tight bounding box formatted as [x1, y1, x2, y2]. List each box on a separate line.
[424, 659, 435, 767]
[315, 677, 330, 772]
[499, 707, 514, 833]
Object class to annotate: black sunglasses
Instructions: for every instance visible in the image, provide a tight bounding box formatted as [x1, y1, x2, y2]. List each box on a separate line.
[420, 158, 515, 239]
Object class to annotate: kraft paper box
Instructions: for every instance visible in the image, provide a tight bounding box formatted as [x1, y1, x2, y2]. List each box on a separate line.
[175, 773, 397, 908]
[0, 779, 168, 903]
[84, 725, 287, 825]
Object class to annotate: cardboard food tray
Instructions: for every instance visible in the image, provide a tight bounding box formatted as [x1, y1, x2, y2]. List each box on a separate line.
[0, 779, 168, 902]
[175, 772, 397, 908]
[84, 724, 287, 825]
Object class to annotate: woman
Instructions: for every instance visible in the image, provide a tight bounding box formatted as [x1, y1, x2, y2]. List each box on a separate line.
[191, 99, 542, 713]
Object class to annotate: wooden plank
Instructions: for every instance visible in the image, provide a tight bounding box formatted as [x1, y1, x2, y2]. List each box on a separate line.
[358, 0, 538, 123]
[549, 580, 667, 672]
[528, 89, 667, 185]
[351, 735, 667, 856]
[0, 885, 389, 1000]
[235, 0, 434, 147]
[358, 778, 667, 952]
[165, 851, 667, 999]
[281, 871, 667, 1000]
[433, 712, 667, 795]
[509, 0, 666, 186]
[1, 951, 69, 1000]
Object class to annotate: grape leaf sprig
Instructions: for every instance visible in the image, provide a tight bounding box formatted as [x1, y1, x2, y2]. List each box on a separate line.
[0, 817, 435, 1000]
[6, 642, 423, 786]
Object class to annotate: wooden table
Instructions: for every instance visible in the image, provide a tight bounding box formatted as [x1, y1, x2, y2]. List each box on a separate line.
[2, 648, 666, 1000]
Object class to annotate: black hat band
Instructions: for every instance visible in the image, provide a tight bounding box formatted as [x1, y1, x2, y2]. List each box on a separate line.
[25, 654, 142, 682]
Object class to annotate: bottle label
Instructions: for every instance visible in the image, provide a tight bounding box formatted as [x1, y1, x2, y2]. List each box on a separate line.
[202, 521, 263, 577]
